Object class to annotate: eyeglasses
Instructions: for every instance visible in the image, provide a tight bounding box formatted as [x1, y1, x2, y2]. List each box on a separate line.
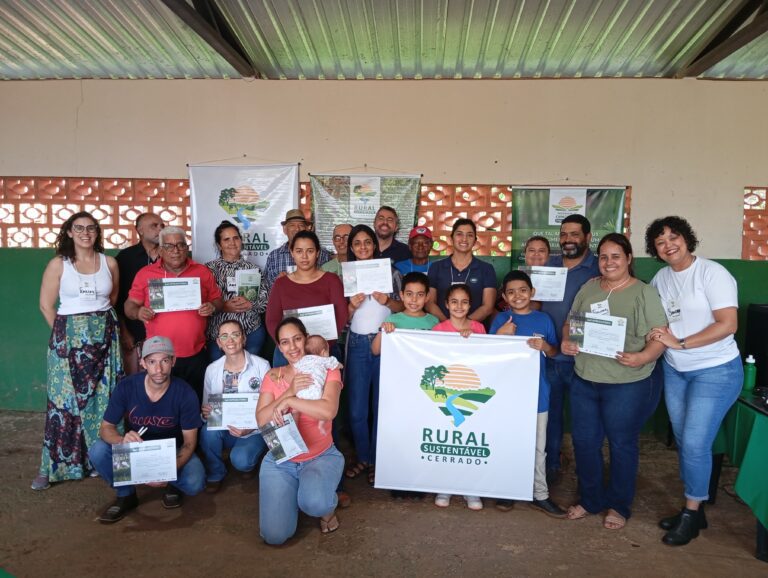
[161, 242, 188, 252]
[72, 224, 98, 233]
[333, 234, 350, 242]
[218, 331, 242, 341]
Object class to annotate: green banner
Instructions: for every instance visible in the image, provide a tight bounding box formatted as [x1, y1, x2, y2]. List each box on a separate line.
[310, 174, 421, 252]
[511, 187, 626, 265]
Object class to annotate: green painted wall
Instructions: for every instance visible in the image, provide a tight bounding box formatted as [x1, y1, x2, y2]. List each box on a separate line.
[2, 248, 767, 412]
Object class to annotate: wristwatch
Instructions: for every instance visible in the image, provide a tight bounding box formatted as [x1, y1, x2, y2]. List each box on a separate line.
[679, 338, 686, 350]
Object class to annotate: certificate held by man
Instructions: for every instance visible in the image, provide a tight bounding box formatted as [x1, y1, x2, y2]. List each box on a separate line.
[148, 278, 202, 312]
[341, 258, 394, 296]
[283, 304, 338, 340]
[111, 438, 178, 487]
[569, 312, 627, 358]
[518, 266, 568, 301]
[205, 393, 260, 431]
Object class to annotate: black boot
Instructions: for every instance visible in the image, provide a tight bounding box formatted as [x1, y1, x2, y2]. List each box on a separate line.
[659, 504, 707, 530]
[662, 508, 701, 546]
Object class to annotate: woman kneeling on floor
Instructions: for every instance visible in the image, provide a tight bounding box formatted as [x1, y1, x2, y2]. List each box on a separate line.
[256, 317, 345, 544]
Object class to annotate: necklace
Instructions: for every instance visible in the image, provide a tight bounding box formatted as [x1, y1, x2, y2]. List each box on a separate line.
[601, 275, 631, 299]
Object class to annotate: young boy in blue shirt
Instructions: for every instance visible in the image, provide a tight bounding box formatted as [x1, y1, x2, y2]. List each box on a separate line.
[489, 270, 566, 517]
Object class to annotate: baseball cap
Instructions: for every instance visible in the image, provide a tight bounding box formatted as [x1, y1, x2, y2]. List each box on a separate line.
[141, 336, 175, 358]
[281, 209, 310, 225]
[408, 226, 433, 241]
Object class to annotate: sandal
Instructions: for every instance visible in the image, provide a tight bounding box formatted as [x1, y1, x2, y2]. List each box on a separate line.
[345, 461, 368, 479]
[603, 509, 626, 530]
[367, 464, 375, 486]
[566, 504, 590, 520]
[320, 513, 339, 534]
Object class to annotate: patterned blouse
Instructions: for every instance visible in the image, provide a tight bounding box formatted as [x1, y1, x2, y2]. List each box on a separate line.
[205, 258, 268, 341]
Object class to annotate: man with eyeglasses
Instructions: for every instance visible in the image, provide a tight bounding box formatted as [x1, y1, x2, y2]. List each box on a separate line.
[374, 206, 412, 264]
[262, 209, 332, 296]
[116, 212, 165, 375]
[125, 226, 223, 400]
[321, 223, 352, 277]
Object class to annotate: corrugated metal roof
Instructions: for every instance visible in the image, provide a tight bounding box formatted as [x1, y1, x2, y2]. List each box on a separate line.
[0, 0, 765, 81]
[0, 0, 239, 79]
[702, 27, 768, 79]
[215, 0, 750, 79]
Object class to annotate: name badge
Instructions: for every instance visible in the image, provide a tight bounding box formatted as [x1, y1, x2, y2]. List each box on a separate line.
[226, 276, 237, 292]
[665, 299, 682, 323]
[590, 299, 610, 316]
[79, 280, 96, 301]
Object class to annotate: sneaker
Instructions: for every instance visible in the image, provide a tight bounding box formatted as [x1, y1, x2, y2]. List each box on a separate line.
[31, 474, 50, 491]
[495, 499, 515, 512]
[434, 493, 451, 508]
[88, 470, 100, 478]
[531, 497, 567, 518]
[464, 495, 483, 511]
[162, 487, 183, 509]
[99, 494, 139, 524]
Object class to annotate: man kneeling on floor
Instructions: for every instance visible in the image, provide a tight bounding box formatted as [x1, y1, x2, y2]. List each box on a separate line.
[90, 336, 204, 523]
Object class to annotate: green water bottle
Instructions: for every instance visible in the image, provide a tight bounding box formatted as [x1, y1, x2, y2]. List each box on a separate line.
[742, 355, 756, 394]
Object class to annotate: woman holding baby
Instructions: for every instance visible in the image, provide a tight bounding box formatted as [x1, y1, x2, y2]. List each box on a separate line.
[257, 317, 345, 544]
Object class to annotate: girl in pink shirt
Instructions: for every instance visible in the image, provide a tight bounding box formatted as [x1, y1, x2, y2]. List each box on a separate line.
[431, 284, 485, 511]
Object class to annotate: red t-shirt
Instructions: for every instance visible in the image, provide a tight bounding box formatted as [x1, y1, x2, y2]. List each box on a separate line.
[265, 272, 348, 346]
[128, 259, 222, 357]
[261, 367, 342, 462]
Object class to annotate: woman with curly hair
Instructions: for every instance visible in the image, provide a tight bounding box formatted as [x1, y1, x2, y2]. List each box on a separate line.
[32, 211, 123, 490]
[645, 216, 742, 546]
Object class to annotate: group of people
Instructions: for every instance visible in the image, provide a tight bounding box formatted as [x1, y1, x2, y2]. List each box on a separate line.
[30, 205, 743, 548]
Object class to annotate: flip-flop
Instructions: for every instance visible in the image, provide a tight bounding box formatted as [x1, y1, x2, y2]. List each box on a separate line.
[320, 514, 339, 534]
[566, 504, 590, 520]
[345, 462, 368, 479]
[603, 509, 626, 530]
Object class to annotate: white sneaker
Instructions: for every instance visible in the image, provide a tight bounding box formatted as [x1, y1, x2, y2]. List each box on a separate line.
[434, 493, 451, 508]
[464, 495, 483, 511]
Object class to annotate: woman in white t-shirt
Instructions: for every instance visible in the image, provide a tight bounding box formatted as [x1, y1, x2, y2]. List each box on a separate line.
[645, 216, 742, 547]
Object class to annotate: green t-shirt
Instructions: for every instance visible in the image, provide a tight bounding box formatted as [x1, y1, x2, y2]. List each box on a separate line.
[571, 278, 667, 384]
[321, 258, 343, 277]
[385, 312, 439, 330]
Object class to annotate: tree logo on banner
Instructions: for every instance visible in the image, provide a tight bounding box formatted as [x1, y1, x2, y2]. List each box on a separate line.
[419, 364, 496, 427]
[218, 185, 271, 240]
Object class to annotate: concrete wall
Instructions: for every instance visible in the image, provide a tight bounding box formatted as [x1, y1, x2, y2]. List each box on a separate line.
[1, 78, 766, 257]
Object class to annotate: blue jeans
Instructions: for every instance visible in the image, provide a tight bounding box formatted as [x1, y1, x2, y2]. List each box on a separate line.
[89, 439, 205, 498]
[209, 325, 267, 363]
[199, 424, 267, 482]
[259, 444, 345, 545]
[570, 373, 653, 519]
[663, 356, 742, 501]
[545, 359, 575, 473]
[345, 331, 381, 464]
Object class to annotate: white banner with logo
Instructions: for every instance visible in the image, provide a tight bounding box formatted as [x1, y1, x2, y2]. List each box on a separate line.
[377, 330, 540, 500]
[189, 164, 299, 268]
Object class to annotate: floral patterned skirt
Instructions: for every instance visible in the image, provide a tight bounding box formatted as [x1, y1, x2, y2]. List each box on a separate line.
[39, 309, 123, 482]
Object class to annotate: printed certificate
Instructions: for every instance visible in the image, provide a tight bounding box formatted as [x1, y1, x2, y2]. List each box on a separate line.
[260, 414, 308, 464]
[341, 258, 394, 296]
[112, 438, 177, 487]
[236, 269, 261, 301]
[148, 278, 201, 312]
[206, 393, 260, 431]
[569, 312, 627, 358]
[283, 304, 338, 340]
[518, 266, 568, 302]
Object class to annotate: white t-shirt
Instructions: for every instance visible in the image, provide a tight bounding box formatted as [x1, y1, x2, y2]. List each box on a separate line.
[651, 257, 740, 372]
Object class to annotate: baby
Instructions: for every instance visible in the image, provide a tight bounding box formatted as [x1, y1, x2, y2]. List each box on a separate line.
[295, 335, 341, 400]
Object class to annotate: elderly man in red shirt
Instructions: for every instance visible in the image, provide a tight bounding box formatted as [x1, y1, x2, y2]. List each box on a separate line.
[125, 226, 222, 400]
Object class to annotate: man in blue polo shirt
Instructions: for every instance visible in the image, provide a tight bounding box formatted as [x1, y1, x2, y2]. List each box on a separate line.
[90, 336, 204, 523]
[540, 214, 600, 484]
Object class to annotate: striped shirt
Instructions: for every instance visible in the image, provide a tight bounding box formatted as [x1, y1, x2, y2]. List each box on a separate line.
[205, 258, 267, 341]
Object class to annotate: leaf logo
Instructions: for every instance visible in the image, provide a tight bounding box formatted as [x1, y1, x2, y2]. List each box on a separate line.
[419, 364, 496, 427]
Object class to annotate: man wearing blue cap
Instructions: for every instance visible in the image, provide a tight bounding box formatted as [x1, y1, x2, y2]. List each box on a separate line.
[90, 336, 204, 523]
